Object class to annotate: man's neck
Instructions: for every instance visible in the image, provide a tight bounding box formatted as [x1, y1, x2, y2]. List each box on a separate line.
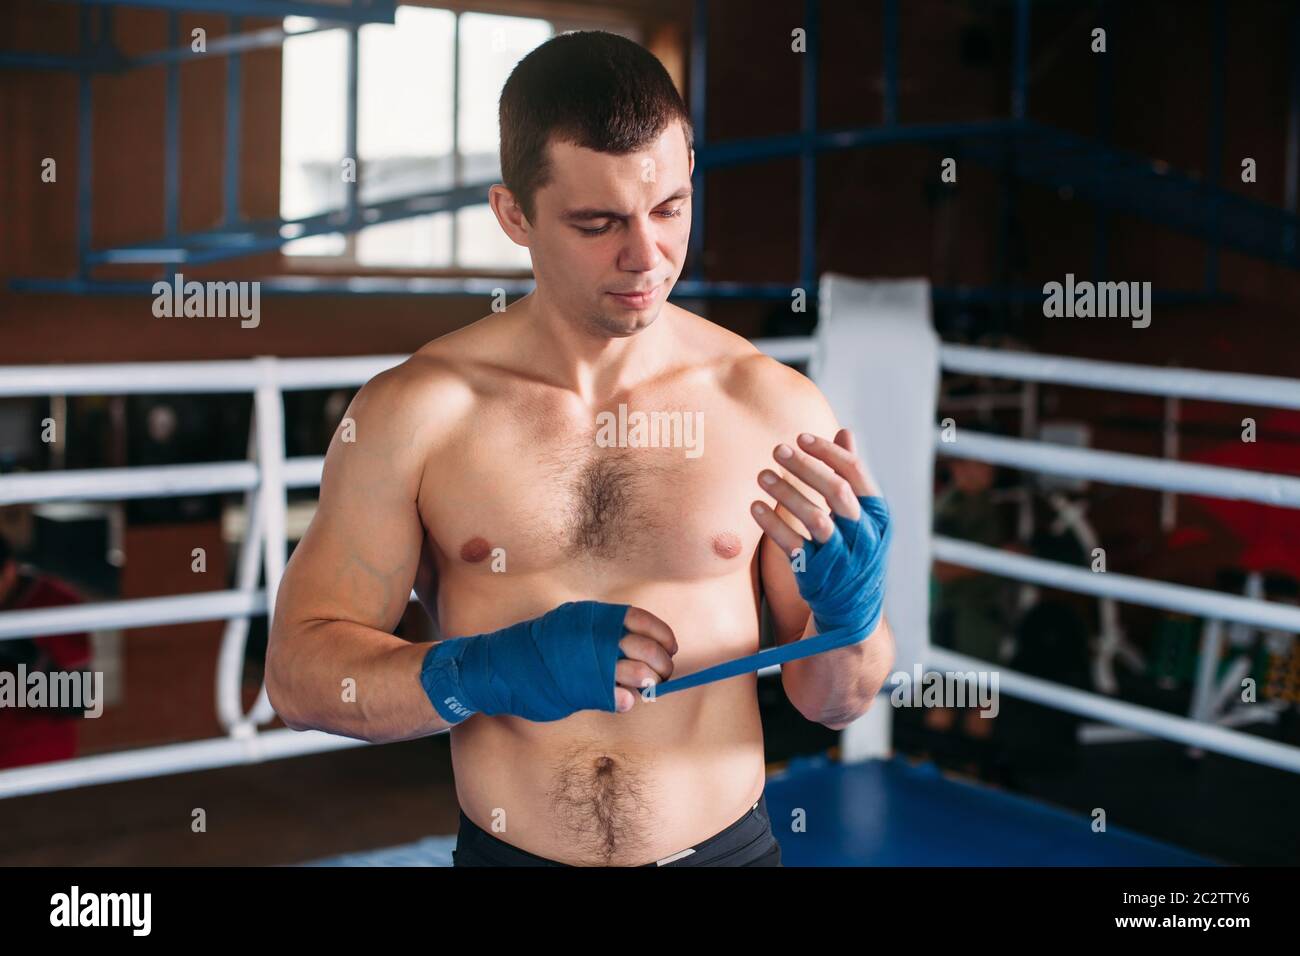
[511, 291, 677, 403]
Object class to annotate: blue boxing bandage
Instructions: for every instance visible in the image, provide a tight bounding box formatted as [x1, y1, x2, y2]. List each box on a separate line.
[650, 495, 891, 698]
[790, 495, 891, 638]
[419, 600, 630, 724]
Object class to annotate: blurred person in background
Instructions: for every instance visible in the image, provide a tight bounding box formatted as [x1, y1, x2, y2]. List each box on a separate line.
[0, 532, 93, 769]
[927, 457, 1013, 763]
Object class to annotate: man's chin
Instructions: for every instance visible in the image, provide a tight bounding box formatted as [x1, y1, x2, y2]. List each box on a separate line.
[590, 303, 663, 338]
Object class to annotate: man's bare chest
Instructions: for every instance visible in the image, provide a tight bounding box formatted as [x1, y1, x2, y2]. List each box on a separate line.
[420, 398, 769, 580]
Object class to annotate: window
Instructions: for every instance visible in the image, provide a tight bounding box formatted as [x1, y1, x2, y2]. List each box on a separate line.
[280, 6, 639, 271]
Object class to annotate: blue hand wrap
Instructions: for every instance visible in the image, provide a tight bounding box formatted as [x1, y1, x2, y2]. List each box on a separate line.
[652, 495, 891, 697]
[419, 600, 630, 724]
[791, 495, 891, 637]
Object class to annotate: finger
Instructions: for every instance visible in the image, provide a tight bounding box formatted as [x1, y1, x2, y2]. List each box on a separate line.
[773, 441, 860, 519]
[758, 469, 836, 544]
[614, 687, 636, 712]
[623, 606, 679, 655]
[617, 633, 675, 681]
[797, 430, 880, 496]
[616, 659, 665, 696]
[750, 500, 808, 555]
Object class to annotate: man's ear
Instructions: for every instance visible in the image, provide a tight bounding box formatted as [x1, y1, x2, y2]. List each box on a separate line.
[688, 148, 695, 177]
[488, 184, 530, 247]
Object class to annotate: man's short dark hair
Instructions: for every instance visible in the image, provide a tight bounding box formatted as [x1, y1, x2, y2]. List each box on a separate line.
[498, 30, 694, 223]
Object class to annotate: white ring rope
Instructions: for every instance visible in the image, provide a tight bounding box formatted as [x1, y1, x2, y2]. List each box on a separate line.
[216, 426, 265, 736]
[0, 590, 266, 641]
[247, 359, 289, 730]
[940, 343, 1300, 410]
[927, 648, 1300, 774]
[0, 355, 405, 397]
[0, 728, 368, 800]
[0, 457, 325, 506]
[0, 341, 1297, 798]
[937, 429, 1300, 508]
[934, 536, 1300, 632]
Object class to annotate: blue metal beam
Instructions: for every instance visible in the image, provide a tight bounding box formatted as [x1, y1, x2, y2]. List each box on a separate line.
[1093, 0, 1113, 282]
[1012, 0, 1030, 121]
[130, 22, 345, 68]
[17, 0, 1300, 296]
[87, 181, 498, 265]
[451, 11, 462, 266]
[1289, 6, 1300, 216]
[0, 22, 365, 73]
[962, 123, 1300, 267]
[882, 0, 898, 125]
[8, 276, 1234, 307]
[687, 0, 708, 283]
[76, 6, 97, 281]
[0, 50, 120, 71]
[799, 0, 819, 288]
[696, 119, 1026, 169]
[1205, 0, 1226, 294]
[47, 111, 1300, 274]
[1287, 5, 1300, 264]
[47, 0, 397, 25]
[164, 12, 180, 241]
[223, 16, 243, 226]
[344, 25, 360, 232]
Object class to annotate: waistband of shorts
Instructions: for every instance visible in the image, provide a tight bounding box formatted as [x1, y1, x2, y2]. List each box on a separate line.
[456, 792, 771, 867]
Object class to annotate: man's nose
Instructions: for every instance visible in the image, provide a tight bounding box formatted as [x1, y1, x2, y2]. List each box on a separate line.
[618, 217, 663, 273]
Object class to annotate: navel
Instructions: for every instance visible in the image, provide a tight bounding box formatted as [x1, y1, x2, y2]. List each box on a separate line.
[712, 531, 743, 559]
[459, 536, 492, 563]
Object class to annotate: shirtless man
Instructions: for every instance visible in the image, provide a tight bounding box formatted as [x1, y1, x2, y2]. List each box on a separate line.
[266, 30, 894, 867]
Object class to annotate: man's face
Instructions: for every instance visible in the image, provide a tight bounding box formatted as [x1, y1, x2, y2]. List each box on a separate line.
[517, 121, 693, 338]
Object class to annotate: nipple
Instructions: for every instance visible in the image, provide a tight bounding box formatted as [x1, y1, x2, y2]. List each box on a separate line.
[459, 537, 492, 563]
[712, 532, 743, 559]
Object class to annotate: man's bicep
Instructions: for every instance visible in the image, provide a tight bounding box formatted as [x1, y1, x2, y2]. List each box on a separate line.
[276, 385, 428, 635]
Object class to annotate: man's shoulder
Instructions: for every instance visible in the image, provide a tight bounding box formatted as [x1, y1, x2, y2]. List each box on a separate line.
[668, 306, 807, 390]
[358, 350, 474, 414]
[716, 343, 831, 427]
[696, 332, 837, 442]
[345, 344, 482, 457]
[661, 305, 834, 432]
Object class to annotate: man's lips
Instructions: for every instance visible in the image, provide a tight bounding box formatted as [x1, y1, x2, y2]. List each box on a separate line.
[607, 284, 662, 306]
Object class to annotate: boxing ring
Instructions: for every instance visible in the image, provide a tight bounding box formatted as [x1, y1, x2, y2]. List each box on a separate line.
[2, 283, 1298, 865]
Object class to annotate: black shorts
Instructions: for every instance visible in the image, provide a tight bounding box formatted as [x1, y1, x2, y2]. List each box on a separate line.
[452, 792, 783, 867]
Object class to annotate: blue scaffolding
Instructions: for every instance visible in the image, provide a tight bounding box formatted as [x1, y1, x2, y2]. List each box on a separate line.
[3, 0, 1299, 302]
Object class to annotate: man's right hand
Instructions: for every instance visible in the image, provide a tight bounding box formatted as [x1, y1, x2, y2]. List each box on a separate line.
[419, 602, 677, 724]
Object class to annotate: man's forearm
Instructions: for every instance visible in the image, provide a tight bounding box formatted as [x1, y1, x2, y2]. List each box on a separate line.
[267, 622, 451, 743]
[780, 615, 895, 729]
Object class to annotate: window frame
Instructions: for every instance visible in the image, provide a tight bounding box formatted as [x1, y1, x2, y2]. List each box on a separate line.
[278, 2, 644, 276]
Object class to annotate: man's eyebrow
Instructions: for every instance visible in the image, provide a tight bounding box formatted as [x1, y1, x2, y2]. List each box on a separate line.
[560, 186, 694, 221]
